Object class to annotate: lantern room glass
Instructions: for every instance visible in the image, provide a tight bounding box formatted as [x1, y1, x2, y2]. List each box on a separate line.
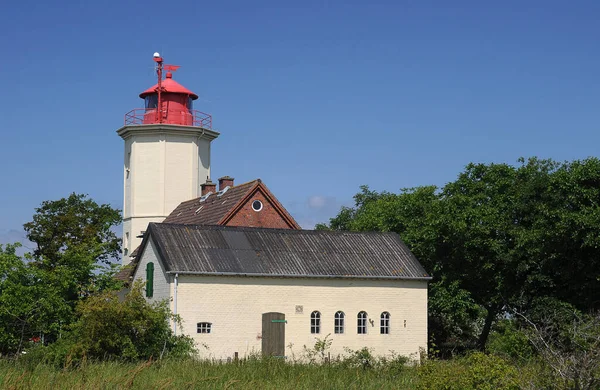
[145, 95, 158, 110]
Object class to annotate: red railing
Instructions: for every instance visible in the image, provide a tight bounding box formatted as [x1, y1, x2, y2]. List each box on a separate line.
[124, 108, 212, 129]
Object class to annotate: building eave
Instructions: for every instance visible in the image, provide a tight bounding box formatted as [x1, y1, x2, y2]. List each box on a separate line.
[165, 270, 433, 281]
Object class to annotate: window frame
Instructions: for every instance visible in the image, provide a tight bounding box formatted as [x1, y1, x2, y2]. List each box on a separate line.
[145, 95, 158, 110]
[334, 311, 345, 334]
[310, 311, 321, 334]
[357, 311, 368, 334]
[197, 322, 212, 334]
[380, 312, 390, 334]
[252, 200, 263, 212]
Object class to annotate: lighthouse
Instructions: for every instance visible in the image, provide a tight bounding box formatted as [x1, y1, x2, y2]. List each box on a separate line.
[117, 53, 219, 257]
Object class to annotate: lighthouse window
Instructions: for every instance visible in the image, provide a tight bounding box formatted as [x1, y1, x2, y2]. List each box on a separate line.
[145, 95, 158, 110]
[187, 97, 194, 112]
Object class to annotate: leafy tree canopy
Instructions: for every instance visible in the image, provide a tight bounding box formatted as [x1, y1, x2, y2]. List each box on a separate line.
[320, 157, 600, 351]
[24, 193, 121, 267]
[0, 194, 122, 356]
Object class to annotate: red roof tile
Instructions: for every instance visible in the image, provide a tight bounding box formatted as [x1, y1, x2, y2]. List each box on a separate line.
[163, 180, 259, 225]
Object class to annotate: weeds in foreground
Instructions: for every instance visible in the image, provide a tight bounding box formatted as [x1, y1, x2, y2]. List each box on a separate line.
[0, 348, 577, 390]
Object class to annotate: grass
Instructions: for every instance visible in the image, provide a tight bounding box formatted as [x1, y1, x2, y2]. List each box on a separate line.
[0, 358, 419, 390]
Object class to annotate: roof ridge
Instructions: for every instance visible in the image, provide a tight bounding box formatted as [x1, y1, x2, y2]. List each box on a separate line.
[156, 222, 400, 236]
[229, 178, 260, 188]
[175, 179, 259, 205]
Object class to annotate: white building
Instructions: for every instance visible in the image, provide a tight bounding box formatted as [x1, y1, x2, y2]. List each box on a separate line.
[127, 223, 430, 361]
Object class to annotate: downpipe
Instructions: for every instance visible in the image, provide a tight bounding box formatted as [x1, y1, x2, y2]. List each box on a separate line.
[173, 273, 179, 335]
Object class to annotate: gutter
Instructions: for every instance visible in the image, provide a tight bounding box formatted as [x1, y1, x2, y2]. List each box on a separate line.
[166, 271, 432, 281]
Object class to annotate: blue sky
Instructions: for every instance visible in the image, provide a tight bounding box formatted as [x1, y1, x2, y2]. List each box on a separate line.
[1, 1, 599, 248]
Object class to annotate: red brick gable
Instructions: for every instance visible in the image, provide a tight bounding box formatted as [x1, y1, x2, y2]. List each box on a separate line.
[221, 184, 300, 229]
[162, 179, 300, 229]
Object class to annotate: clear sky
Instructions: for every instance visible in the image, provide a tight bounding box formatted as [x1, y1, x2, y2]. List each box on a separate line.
[1, 1, 599, 248]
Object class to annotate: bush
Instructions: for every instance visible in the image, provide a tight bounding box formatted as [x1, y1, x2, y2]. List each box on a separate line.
[487, 319, 534, 361]
[417, 353, 519, 390]
[22, 282, 195, 368]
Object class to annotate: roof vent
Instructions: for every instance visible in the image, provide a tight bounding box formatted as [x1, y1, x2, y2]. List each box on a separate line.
[216, 186, 230, 197]
[199, 192, 212, 202]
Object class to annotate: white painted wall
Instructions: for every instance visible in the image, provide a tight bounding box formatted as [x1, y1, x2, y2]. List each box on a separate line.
[118, 124, 219, 257]
[131, 236, 171, 304]
[173, 275, 428, 362]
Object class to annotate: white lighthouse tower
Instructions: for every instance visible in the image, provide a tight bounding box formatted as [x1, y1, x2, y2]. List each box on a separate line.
[117, 54, 219, 257]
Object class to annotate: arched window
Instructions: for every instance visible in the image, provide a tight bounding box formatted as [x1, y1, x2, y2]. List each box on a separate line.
[380, 312, 390, 334]
[334, 311, 345, 334]
[357, 311, 368, 334]
[146, 262, 154, 298]
[310, 311, 321, 334]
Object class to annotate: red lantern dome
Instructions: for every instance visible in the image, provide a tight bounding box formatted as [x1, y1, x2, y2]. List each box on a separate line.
[124, 55, 212, 128]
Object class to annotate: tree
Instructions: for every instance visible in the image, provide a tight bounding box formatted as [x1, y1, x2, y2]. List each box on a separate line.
[24, 193, 121, 266]
[320, 157, 600, 352]
[0, 194, 122, 355]
[0, 244, 70, 355]
[24, 193, 122, 299]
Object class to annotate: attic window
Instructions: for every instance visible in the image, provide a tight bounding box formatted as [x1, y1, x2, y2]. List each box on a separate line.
[216, 186, 230, 197]
[252, 200, 263, 212]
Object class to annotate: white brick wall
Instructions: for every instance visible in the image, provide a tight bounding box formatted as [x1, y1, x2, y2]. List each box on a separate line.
[174, 275, 428, 361]
[132, 237, 171, 303]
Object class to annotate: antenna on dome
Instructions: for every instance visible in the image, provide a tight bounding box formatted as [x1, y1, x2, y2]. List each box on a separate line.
[153, 52, 164, 123]
[151, 53, 182, 123]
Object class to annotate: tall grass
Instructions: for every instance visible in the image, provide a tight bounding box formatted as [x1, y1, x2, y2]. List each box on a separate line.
[0, 358, 419, 390]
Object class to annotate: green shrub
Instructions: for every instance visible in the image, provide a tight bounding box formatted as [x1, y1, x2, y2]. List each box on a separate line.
[464, 352, 519, 390]
[20, 282, 195, 368]
[340, 347, 377, 369]
[417, 353, 519, 390]
[378, 352, 410, 377]
[487, 319, 534, 361]
[417, 358, 469, 389]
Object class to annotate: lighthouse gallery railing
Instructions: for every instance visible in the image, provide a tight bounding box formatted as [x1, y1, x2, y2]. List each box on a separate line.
[124, 108, 212, 129]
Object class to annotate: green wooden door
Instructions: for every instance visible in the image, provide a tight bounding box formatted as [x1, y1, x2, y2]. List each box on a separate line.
[262, 312, 286, 357]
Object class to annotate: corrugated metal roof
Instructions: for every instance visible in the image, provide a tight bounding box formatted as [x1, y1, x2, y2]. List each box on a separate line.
[148, 223, 431, 280]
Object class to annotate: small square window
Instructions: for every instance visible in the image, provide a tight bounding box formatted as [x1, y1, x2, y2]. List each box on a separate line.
[197, 322, 212, 334]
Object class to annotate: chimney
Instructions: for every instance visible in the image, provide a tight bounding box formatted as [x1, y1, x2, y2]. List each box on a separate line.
[201, 178, 216, 196]
[218, 176, 234, 191]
